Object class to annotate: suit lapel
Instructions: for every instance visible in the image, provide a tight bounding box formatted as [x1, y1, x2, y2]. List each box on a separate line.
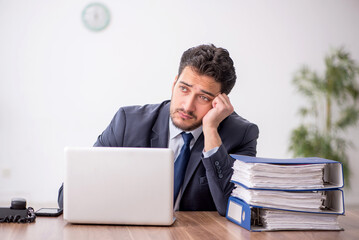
[151, 102, 170, 148]
[181, 133, 204, 193]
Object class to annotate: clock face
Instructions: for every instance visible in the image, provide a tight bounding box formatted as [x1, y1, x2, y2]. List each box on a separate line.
[82, 3, 110, 32]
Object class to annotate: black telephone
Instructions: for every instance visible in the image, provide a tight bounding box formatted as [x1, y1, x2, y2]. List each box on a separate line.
[0, 198, 36, 223]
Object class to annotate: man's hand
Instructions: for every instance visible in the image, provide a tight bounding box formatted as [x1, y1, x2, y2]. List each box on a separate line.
[203, 93, 234, 130]
[202, 93, 234, 152]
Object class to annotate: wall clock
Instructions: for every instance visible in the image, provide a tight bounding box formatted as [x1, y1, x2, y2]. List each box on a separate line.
[82, 3, 110, 32]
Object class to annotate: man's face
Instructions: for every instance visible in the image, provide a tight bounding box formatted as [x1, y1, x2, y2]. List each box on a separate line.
[170, 67, 221, 131]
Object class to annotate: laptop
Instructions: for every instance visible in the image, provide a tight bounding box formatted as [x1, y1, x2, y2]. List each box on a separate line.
[63, 147, 175, 225]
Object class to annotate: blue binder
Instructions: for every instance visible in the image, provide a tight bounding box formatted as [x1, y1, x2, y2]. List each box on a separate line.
[226, 196, 343, 231]
[230, 184, 345, 214]
[230, 154, 344, 190]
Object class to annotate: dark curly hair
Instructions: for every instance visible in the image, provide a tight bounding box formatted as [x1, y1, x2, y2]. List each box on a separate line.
[178, 44, 236, 94]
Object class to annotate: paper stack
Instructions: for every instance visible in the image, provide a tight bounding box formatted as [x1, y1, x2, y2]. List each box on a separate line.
[225, 155, 345, 231]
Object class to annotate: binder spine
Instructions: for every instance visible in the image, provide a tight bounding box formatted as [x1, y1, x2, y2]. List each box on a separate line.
[226, 196, 255, 231]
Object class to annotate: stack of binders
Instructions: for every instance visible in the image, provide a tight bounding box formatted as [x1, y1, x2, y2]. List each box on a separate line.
[225, 155, 345, 231]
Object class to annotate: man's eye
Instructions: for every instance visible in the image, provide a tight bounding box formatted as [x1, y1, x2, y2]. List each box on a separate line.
[200, 96, 210, 102]
[179, 86, 188, 92]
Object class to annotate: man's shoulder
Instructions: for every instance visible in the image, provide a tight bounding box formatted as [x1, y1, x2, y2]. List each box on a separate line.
[219, 112, 259, 148]
[224, 112, 257, 127]
[120, 100, 170, 116]
[220, 111, 259, 137]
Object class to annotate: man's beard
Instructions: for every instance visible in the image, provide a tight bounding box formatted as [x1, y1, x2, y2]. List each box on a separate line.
[170, 108, 202, 131]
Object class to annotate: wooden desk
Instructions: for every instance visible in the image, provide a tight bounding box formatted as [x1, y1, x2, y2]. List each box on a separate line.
[1, 210, 358, 240]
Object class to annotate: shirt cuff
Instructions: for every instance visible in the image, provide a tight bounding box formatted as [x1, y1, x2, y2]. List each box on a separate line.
[202, 147, 219, 158]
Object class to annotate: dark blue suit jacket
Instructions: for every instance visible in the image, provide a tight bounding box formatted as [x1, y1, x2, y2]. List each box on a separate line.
[58, 100, 259, 216]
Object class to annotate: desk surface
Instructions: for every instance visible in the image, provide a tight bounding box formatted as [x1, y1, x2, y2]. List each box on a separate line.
[1, 210, 358, 240]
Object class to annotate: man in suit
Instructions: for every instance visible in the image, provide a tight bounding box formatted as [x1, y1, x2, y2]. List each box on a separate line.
[58, 44, 259, 216]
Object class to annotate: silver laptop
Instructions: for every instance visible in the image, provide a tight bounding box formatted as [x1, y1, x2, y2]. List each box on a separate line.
[64, 147, 175, 225]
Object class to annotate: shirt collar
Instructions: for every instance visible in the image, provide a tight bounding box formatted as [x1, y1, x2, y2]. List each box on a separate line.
[169, 117, 202, 142]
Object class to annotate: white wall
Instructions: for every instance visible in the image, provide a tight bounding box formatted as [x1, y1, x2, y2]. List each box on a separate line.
[1, 0, 358, 206]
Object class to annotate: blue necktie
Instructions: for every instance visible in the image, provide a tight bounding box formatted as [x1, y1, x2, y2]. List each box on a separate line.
[174, 132, 193, 203]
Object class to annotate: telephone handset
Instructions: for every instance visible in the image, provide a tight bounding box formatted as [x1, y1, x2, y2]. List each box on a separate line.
[0, 198, 36, 223]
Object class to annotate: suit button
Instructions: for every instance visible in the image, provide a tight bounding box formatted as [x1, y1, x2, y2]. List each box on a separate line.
[216, 165, 221, 170]
[218, 174, 223, 179]
[215, 161, 220, 166]
[218, 169, 222, 174]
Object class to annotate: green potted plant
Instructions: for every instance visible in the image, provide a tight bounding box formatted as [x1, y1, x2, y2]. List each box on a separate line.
[289, 47, 359, 186]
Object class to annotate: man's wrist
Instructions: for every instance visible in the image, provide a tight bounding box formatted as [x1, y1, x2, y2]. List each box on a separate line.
[203, 126, 222, 152]
[203, 146, 219, 158]
[203, 125, 218, 135]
